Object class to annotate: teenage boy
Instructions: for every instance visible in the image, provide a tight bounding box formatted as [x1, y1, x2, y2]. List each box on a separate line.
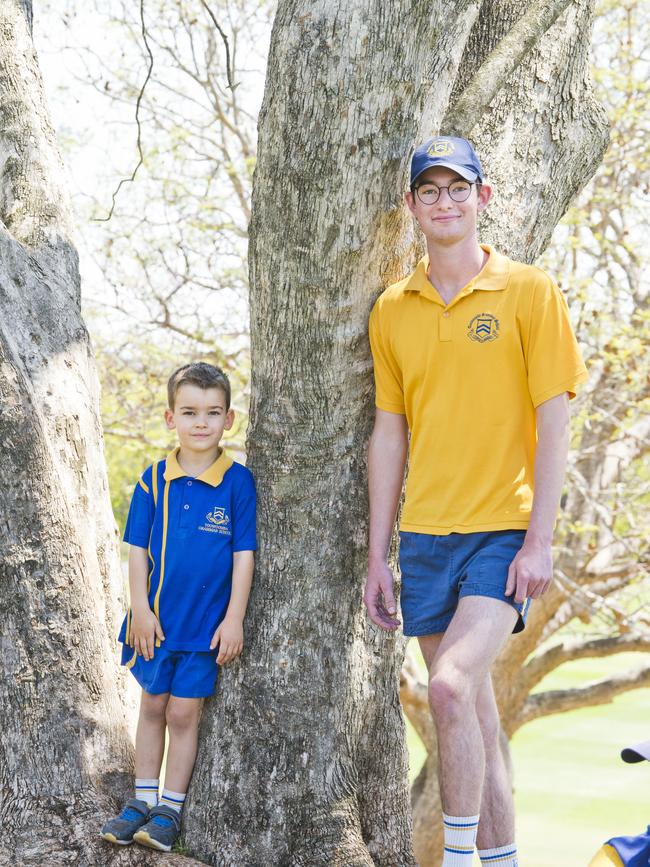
[364, 136, 587, 866]
[101, 362, 256, 852]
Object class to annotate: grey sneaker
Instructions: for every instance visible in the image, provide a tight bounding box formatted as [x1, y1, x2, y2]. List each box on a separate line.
[101, 798, 150, 845]
[133, 804, 181, 852]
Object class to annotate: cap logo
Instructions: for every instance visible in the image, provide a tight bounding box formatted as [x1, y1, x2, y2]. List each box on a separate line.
[428, 140, 455, 157]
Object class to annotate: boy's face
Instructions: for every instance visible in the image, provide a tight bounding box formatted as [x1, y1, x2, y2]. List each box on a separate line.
[165, 384, 234, 455]
[405, 166, 492, 247]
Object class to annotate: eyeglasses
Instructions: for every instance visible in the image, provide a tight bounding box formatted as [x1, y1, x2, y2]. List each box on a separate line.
[415, 180, 475, 205]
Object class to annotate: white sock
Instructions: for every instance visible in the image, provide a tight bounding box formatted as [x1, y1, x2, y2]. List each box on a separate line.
[478, 843, 518, 865]
[442, 813, 480, 866]
[159, 788, 186, 813]
[135, 778, 159, 808]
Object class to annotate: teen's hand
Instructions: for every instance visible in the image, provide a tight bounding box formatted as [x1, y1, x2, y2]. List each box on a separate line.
[364, 558, 400, 631]
[211, 617, 244, 664]
[505, 538, 553, 603]
[129, 607, 165, 661]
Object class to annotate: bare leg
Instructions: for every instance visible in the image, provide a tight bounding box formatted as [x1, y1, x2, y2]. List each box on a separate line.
[134, 691, 169, 780]
[419, 597, 517, 838]
[163, 696, 203, 793]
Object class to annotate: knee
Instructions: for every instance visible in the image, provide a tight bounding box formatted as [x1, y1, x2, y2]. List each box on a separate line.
[428, 669, 471, 722]
[165, 699, 199, 733]
[140, 692, 168, 724]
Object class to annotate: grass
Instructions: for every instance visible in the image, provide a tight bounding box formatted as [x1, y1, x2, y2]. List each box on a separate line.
[405, 647, 650, 867]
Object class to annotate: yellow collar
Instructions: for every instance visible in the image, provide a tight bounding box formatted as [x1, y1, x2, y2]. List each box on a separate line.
[163, 447, 233, 487]
[407, 244, 510, 305]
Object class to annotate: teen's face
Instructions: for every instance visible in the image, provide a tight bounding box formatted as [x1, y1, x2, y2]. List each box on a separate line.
[405, 166, 492, 246]
[165, 384, 234, 454]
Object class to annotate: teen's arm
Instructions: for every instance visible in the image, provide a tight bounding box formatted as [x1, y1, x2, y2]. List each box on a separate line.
[363, 408, 409, 630]
[127, 544, 165, 661]
[506, 392, 571, 603]
[210, 550, 254, 664]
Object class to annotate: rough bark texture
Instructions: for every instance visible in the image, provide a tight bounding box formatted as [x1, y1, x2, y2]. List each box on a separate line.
[185, 2, 609, 866]
[185, 1, 485, 865]
[0, 4, 204, 865]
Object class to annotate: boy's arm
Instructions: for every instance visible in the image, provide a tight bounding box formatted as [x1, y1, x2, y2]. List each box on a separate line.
[210, 550, 254, 664]
[127, 544, 165, 661]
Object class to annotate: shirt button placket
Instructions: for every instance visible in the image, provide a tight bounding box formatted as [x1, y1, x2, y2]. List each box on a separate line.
[439, 309, 452, 342]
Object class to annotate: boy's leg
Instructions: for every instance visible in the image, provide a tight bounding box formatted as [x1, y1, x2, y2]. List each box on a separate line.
[162, 696, 203, 795]
[135, 690, 169, 779]
[133, 697, 202, 852]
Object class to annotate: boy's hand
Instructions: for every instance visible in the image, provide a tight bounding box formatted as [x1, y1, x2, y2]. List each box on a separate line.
[129, 607, 165, 661]
[210, 617, 244, 665]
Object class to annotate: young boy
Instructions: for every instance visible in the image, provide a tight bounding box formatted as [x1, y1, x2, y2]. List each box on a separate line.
[101, 361, 256, 852]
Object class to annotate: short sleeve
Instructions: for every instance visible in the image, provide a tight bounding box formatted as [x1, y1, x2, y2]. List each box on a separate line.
[369, 301, 405, 414]
[232, 468, 257, 552]
[524, 283, 588, 407]
[123, 470, 155, 547]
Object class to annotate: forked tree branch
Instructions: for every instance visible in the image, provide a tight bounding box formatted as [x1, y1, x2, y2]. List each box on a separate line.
[444, 0, 575, 136]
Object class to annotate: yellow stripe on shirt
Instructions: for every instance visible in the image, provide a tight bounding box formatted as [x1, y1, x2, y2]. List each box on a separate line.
[152, 478, 170, 647]
[151, 460, 159, 506]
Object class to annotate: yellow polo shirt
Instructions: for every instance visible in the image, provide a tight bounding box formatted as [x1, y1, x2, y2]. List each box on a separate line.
[369, 245, 588, 535]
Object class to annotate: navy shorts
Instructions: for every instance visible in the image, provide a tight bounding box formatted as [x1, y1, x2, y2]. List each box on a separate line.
[121, 643, 219, 698]
[398, 529, 531, 637]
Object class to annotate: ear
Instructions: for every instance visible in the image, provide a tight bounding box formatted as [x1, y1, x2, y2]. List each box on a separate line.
[477, 181, 493, 213]
[164, 408, 175, 430]
[224, 408, 235, 431]
[405, 190, 417, 215]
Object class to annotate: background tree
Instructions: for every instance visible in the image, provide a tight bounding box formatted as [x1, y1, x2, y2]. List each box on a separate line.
[0, 2, 205, 864]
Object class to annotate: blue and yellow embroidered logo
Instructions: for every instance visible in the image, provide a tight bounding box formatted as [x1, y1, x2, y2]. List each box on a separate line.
[206, 506, 229, 527]
[199, 506, 231, 535]
[428, 140, 455, 157]
[467, 313, 500, 343]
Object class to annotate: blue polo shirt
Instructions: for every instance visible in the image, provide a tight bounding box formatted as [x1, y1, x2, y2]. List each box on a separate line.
[118, 448, 257, 652]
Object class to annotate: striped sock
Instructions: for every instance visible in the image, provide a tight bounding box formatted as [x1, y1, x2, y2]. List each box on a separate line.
[135, 778, 159, 808]
[159, 788, 186, 814]
[478, 844, 518, 865]
[442, 813, 480, 866]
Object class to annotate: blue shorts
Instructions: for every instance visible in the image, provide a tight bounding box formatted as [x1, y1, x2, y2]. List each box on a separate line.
[398, 529, 531, 637]
[121, 643, 219, 698]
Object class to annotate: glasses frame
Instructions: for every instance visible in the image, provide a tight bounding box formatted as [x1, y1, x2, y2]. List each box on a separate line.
[414, 180, 476, 205]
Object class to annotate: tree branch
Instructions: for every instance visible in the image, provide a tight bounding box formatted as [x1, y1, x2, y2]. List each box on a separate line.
[444, 0, 574, 136]
[95, 0, 154, 222]
[516, 663, 650, 730]
[400, 652, 435, 753]
[523, 633, 650, 692]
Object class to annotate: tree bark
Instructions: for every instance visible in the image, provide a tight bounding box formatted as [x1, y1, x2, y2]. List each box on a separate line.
[0, 4, 203, 865]
[186, 2, 607, 867]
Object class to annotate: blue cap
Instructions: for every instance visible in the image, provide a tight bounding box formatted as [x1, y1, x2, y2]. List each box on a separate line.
[410, 136, 484, 187]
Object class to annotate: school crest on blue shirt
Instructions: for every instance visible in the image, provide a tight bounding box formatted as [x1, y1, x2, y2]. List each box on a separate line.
[467, 312, 499, 343]
[199, 506, 231, 535]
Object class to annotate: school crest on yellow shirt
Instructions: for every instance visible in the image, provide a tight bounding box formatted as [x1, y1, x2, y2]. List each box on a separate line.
[467, 313, 500, 343]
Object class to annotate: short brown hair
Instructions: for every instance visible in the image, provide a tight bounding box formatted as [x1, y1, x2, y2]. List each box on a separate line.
[167, 362, 231, 410]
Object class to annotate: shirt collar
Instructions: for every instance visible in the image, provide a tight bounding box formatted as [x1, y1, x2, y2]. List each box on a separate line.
[406, 244, 510, 305]
[163, 447, 233, 487]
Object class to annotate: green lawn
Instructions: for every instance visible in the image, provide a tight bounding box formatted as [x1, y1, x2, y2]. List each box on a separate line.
[406, 648, 650, 866]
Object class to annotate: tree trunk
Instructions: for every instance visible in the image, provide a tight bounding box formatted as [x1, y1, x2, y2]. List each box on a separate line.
[0, 4, 203, 864]
[185, 1, 606, 866]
